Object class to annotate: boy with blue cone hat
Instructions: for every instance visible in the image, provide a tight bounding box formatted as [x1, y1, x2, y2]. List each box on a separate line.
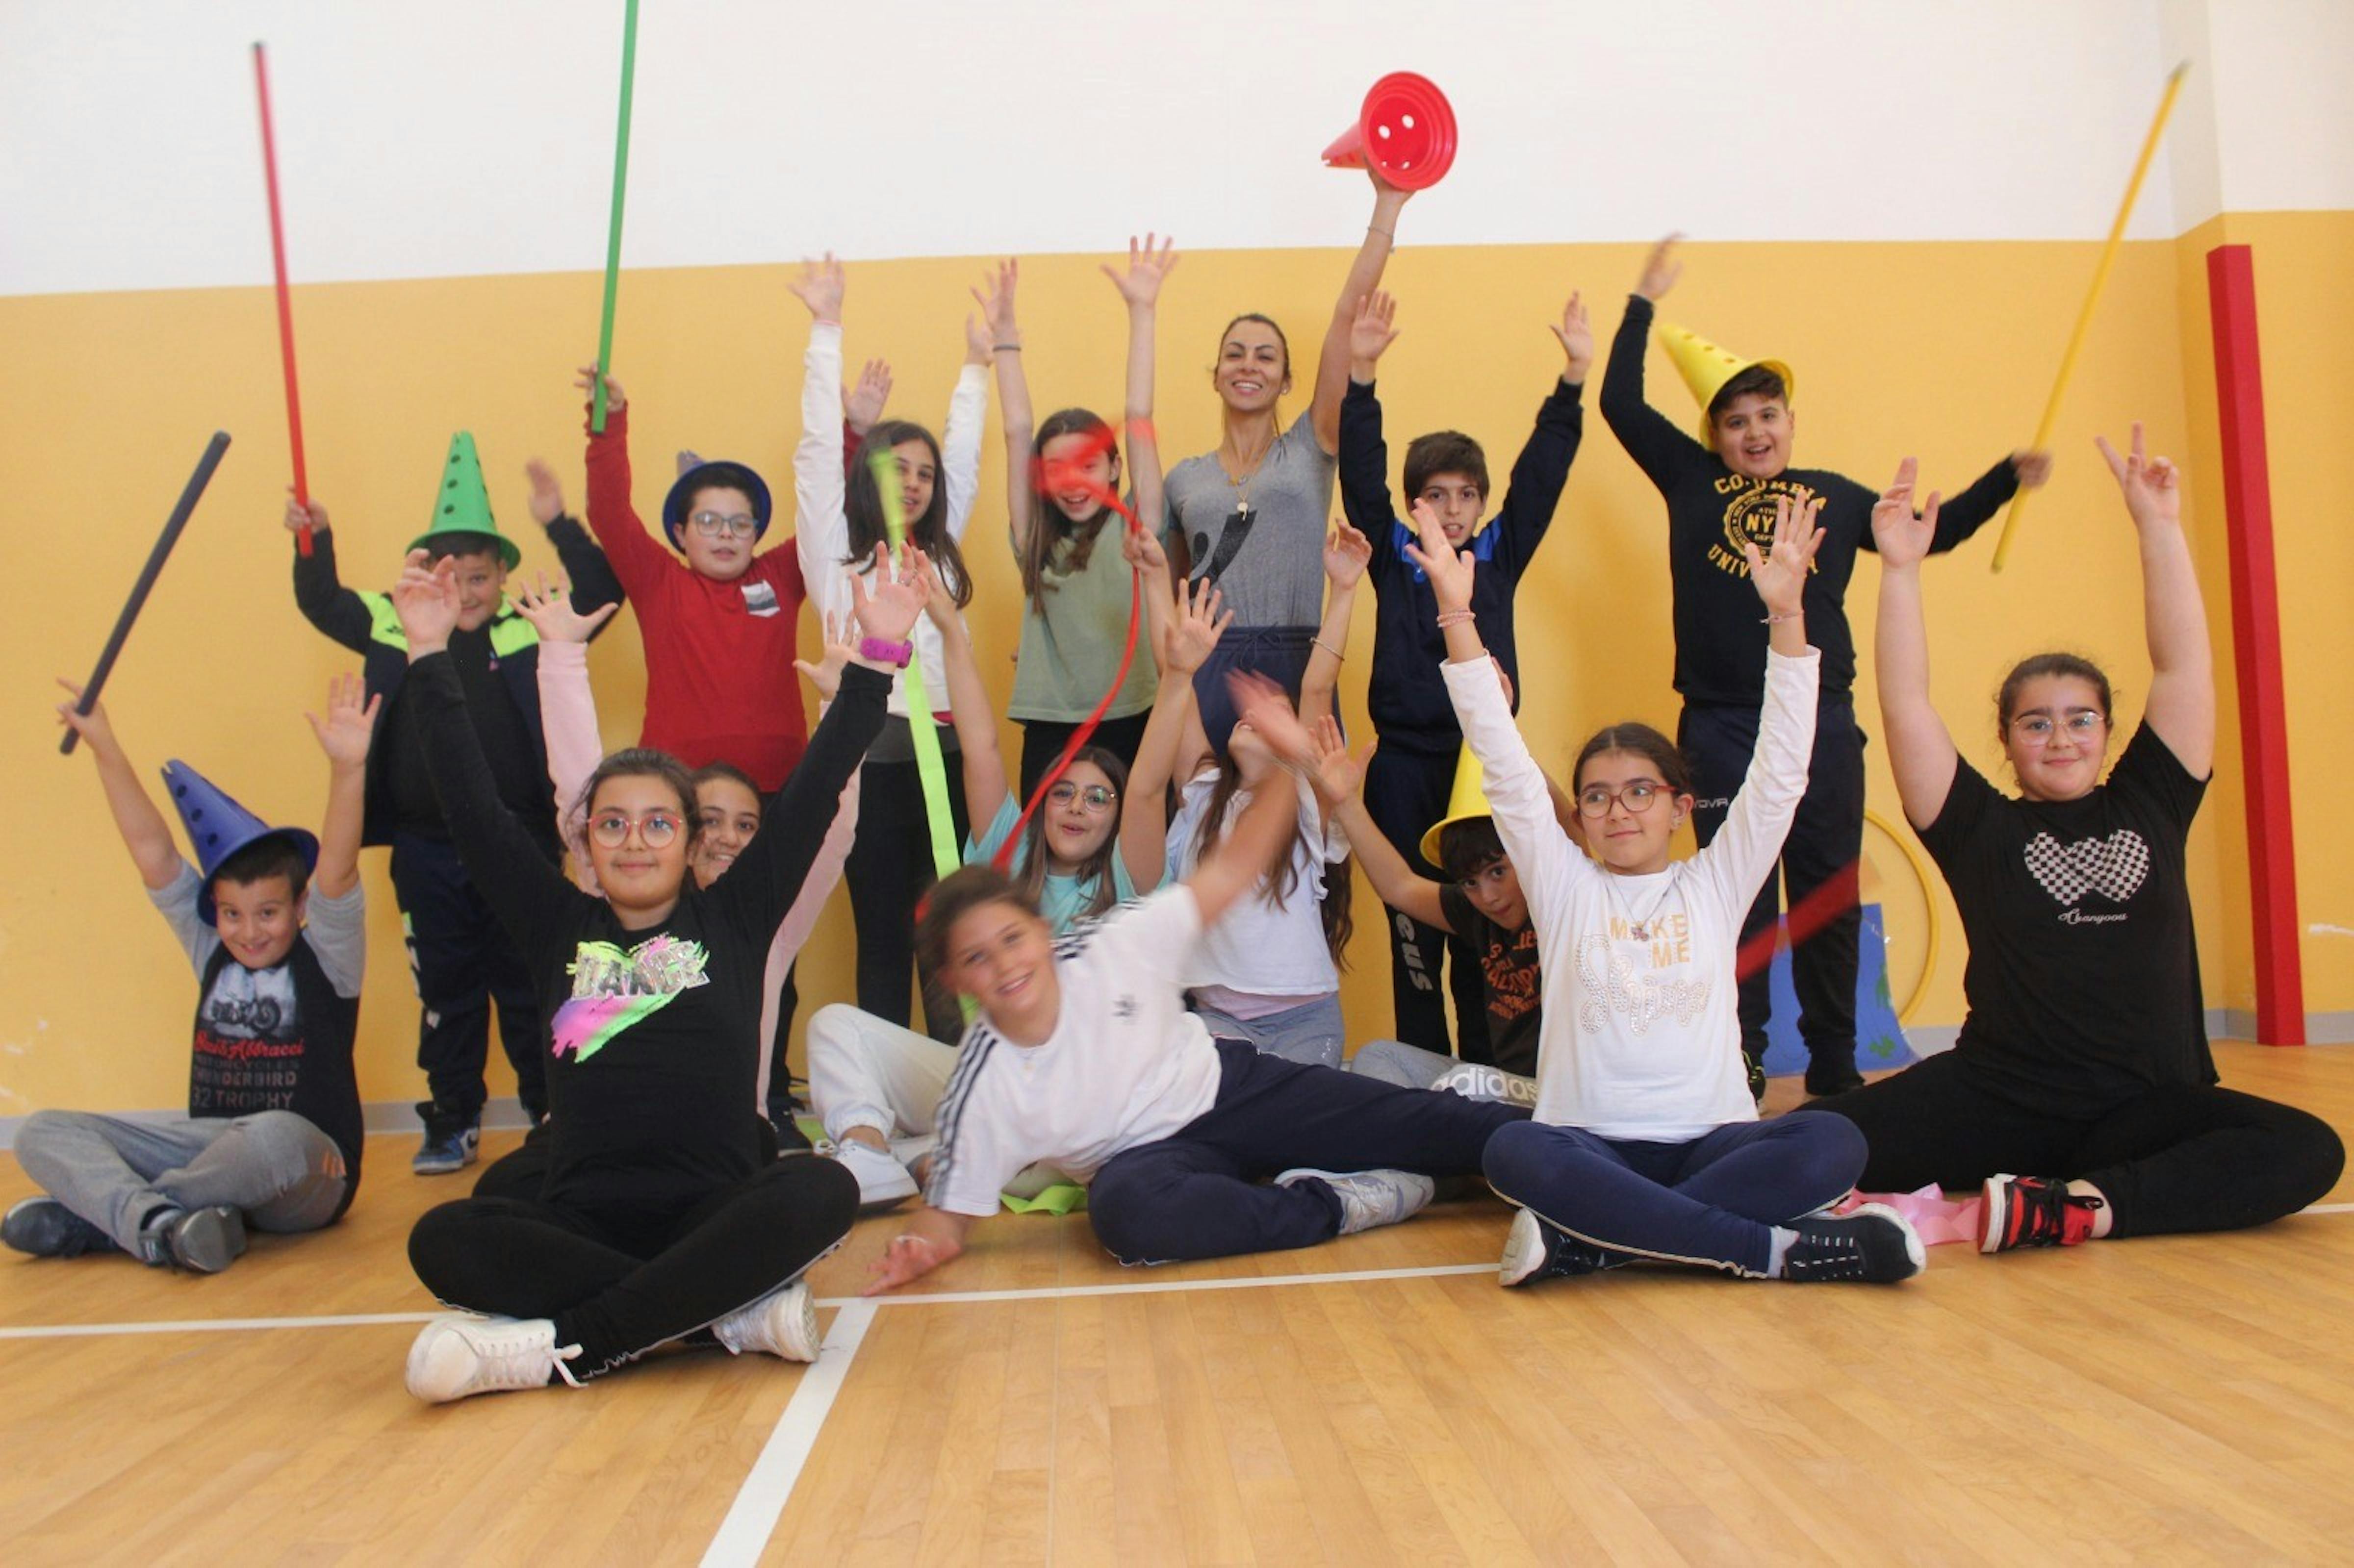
[284, 434, 623, 1174]
[4, 676, 376, 1273]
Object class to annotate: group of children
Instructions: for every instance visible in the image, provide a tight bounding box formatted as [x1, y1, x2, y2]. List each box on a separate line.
[7, 176, 2344, 1405]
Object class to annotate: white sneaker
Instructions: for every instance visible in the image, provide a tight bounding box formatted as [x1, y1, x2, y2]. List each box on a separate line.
[404, 1313, 583, 1403]
[713, 1280, 820, 1363]
[834, 1140, 919, 1210]
[1276, 1168, 1435, 1235]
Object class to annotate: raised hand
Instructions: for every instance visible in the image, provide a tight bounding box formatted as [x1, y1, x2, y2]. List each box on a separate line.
[1324, 519, 1372, 588]
[1305, 714, 1372, 805]
[1165, 579, 1231, 676]
[1227, 670, 1315, 767]
[1122, 520, 1168, 576]
[1744, 490, 1825, 617]
[1635, 234, 1683, 302]
[392, 547, 462, 654]
[1869, 458, 1940, 572]
[2012, 449, 2054, 489]
[972, 258, 1019, 349]
[1349, 291, 1401, 372]
[1401, 498, 1475, 612]
[920, 553, 962, 631]
[510, 569, 620, 644]
[304, 671, 381, 767]
[525, 458, 566, 526]
[53, 677, 122, 758]
[1551, 290, 1594, 381]
[844, 357, 894, 433]
[2095, 422, 2179, 531]
[855, 543, 930, 647]
[794, 610, 855, 701]
[1102, 233, 1180, 309]
[787, 252, 846, 323]
[283, 490, 329, 536]
[572, 365, 627, 415]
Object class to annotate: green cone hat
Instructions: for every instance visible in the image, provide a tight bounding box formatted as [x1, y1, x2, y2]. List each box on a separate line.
[408, 431, 520, 569]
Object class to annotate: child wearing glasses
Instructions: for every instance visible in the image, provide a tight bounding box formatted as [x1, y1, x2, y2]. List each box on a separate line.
[1805, 431, 2341, 1253]
[282, 447, 622, 1177]
[391, 543, 929, 1404]
[805, 531, 1217, 1208]
[790, 256, 991, 1042]
[1414, 495, 1929, 1288]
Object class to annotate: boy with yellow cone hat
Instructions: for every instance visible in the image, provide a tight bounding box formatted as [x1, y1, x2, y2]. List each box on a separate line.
[1598, 235, 2050, 1099]
[283, 433, 624, 1175]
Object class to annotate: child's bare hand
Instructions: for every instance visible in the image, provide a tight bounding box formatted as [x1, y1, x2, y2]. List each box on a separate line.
[53, 677, 121, 755]
[1324, 520, 1372, 588]
[1401, 499, 1476, 613]
[1551, 291, 1594, 381]
[1349, 291, 1400, 370]
[1165, 579, 1231, 676]
[525, 459, 566, 526]
[392, 548, 462, 653]
[283, 491, 329, 536]
[1101, 233, 1180, 309]
[1306, 714, 1372, 805]
[844, 358, 894, 434]
[1744, 490, 1825, 618]
[794, 611, 855, 702]
[573, 365, 626, 414]
[510, 569, 619, 644]
[972, 259, 1020, 348]
[304, 672, 381, 767]
[2095, 422, 2179, 533]
[1635, 234, 1683, 301]
[788, 253, 846, 323]
[1869, 458, 1938, 572]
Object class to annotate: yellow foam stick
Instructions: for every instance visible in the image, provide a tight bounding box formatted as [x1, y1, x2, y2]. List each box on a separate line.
[1992, 60, 2188, 574]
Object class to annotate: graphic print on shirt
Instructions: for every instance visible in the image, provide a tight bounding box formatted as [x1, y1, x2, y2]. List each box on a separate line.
[2023, 829, 2149, 912]
[1708, 475, 1820, 579]
[742, 580, 781, 618]
[1573, 912, 1709, 1035]
[1478, 928, 1541, 1029]
[1191, 505, 1257, 588]
[554, 935, 712, 1063]
[191, 962, 307, 1112]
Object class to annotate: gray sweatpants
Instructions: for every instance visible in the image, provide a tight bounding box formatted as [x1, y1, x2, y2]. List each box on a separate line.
[14, 1109, 349, 1253]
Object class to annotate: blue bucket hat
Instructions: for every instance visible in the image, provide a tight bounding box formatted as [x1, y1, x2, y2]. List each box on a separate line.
[662, 460, 772, 550]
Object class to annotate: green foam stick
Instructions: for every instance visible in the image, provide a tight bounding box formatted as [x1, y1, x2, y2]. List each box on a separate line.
[868, 448, 963, 885]
[590, 0, 640, 434]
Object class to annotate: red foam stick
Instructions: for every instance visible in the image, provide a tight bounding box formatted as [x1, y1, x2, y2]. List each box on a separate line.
[253, 41, 311, 556]
[991, 420, 1153, 872]
[1732, 859, 1861, 984]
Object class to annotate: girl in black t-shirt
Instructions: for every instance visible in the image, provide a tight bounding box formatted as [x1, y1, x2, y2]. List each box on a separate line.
[1812, 427, 2341, 1251]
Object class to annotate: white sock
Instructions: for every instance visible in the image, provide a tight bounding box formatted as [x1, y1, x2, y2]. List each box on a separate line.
[1765, 1225, 1799, 1278]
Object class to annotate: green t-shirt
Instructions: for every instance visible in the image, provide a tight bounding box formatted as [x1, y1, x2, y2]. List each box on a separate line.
[1008, 520, 1159, 723]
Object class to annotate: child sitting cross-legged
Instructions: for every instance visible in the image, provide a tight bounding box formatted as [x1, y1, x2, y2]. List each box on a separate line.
[5, 675, 376, 1272]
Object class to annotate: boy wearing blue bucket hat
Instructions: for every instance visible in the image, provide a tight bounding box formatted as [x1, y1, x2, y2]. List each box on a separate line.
[4, 676, 377, 1273]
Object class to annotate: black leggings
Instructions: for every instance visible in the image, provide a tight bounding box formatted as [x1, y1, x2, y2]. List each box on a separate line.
[409, 1156, 857, 1378]
[1803, 1050, 2343, 1238]
[847, 749, 972, 1041]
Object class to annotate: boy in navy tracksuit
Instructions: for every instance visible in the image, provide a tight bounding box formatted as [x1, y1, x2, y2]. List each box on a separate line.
[285, 434, 622, 1172]
[1334, 288, 1588, 1062]
[1598, 236, 2048, 1096]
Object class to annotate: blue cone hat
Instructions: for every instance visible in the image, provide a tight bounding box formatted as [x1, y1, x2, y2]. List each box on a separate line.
[160, 759, 320, 926]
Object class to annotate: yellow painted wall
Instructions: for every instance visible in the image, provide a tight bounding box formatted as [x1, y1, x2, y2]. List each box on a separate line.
[1, 226, 2328, 1119]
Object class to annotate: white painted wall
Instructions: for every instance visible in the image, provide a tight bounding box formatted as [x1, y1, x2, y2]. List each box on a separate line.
[0, 0, 2335, 297]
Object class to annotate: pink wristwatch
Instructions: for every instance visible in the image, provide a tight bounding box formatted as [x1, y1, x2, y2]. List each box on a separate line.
[858, 635, 915, 669]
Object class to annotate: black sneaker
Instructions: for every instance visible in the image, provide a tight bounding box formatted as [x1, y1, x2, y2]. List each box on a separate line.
[136, 1206, 248, 1273]
[1779, 1203, 1924, 1284]
[1498, 1207, 1634, 1287]
[768, 1110, 814, 1156]
[1804, 1055, 1865, 1098]
[414, 1102, 482, 1176]
[2, 1197, 123, 1259]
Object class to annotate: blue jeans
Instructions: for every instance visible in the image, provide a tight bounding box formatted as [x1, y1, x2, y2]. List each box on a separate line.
[1192, 994, 1345, 1070]
[1483, 1116, 1866, 1277]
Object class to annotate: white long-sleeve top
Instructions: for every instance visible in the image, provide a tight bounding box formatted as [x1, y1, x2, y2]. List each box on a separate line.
[1442, 647, 1818, 1140]
[794, 322, 986, 717]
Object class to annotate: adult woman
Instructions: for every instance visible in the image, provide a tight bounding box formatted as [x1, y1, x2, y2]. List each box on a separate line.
[1812, 430, 2342, 1250]
[392, 543, 928, 1402]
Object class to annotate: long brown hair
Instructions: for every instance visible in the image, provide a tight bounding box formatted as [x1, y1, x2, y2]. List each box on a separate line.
[1183, 758, 1355, 969]
[1020, 408, 1122, 618]
[1013, 748, 1130, 926]
[845, 420, 974, 609]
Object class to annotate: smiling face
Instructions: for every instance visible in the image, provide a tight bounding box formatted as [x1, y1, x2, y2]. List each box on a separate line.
[690, 776, 762, 887]
[586, 773, 694, 919]
[890, 439, 938, 529]
[210, 873, 305, 969]
[1039, 429, 1119, 522]
[1039, 759, 1120, 869]
[680, 485, 758, 582]
[941, 898, 1063, 1044]
[1576, 749, 1691, 876]
[1213, 317, 1291, 414]
[436, 547, 510, 632]
[2002, 674, 2112, 802]
[1710, 392, 1795, 481]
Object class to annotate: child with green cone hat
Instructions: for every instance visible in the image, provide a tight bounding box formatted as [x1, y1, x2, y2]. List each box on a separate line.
[1599, 235, 2050, 1099]
[5, 674, 375, 1273]
[283, 432, 623, 1176]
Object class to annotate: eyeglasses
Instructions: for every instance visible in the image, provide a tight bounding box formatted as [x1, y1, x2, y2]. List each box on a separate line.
[1047, 781, 1119, 813]
[1577, 781, 1665, 818]
[589, 810, 684, 848]
[2010, 712, 2106, 740]
[689, 510, 759, 538]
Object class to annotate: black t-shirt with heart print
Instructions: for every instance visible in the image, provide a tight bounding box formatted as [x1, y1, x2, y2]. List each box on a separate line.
[1916, 721, 2215, 1112]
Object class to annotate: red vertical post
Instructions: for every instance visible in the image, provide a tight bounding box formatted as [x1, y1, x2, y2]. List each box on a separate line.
[2205, 244, 2305, 1045]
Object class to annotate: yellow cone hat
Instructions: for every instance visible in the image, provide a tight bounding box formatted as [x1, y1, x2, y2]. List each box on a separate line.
[1420, 747, 1496, 867]
[1658, 322, 1795, 442]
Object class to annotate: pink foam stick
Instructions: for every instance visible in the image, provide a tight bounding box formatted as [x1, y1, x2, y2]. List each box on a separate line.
[253, 42, 311, 556]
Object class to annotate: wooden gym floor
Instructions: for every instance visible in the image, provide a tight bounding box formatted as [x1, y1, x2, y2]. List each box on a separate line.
[2, 1040, 2351, 1567]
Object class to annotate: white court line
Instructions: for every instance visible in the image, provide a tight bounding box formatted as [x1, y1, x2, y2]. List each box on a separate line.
[0, 1310, 436, 1340]
[700, 1299, 876, 1568]
[815, 1258, 1493, 1310]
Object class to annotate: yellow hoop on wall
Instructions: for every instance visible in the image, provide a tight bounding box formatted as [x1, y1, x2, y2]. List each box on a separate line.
[1865, 808, 1942, 1025]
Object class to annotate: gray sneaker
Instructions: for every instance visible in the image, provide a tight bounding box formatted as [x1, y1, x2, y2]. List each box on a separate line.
[1276, 1168, 1435, 1235]
[2, 1197, 122, 1259]
[137, 1206, 247, 1273]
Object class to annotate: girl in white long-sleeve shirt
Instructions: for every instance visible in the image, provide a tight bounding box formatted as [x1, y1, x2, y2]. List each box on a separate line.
[1409, 495, 1924, 1286]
